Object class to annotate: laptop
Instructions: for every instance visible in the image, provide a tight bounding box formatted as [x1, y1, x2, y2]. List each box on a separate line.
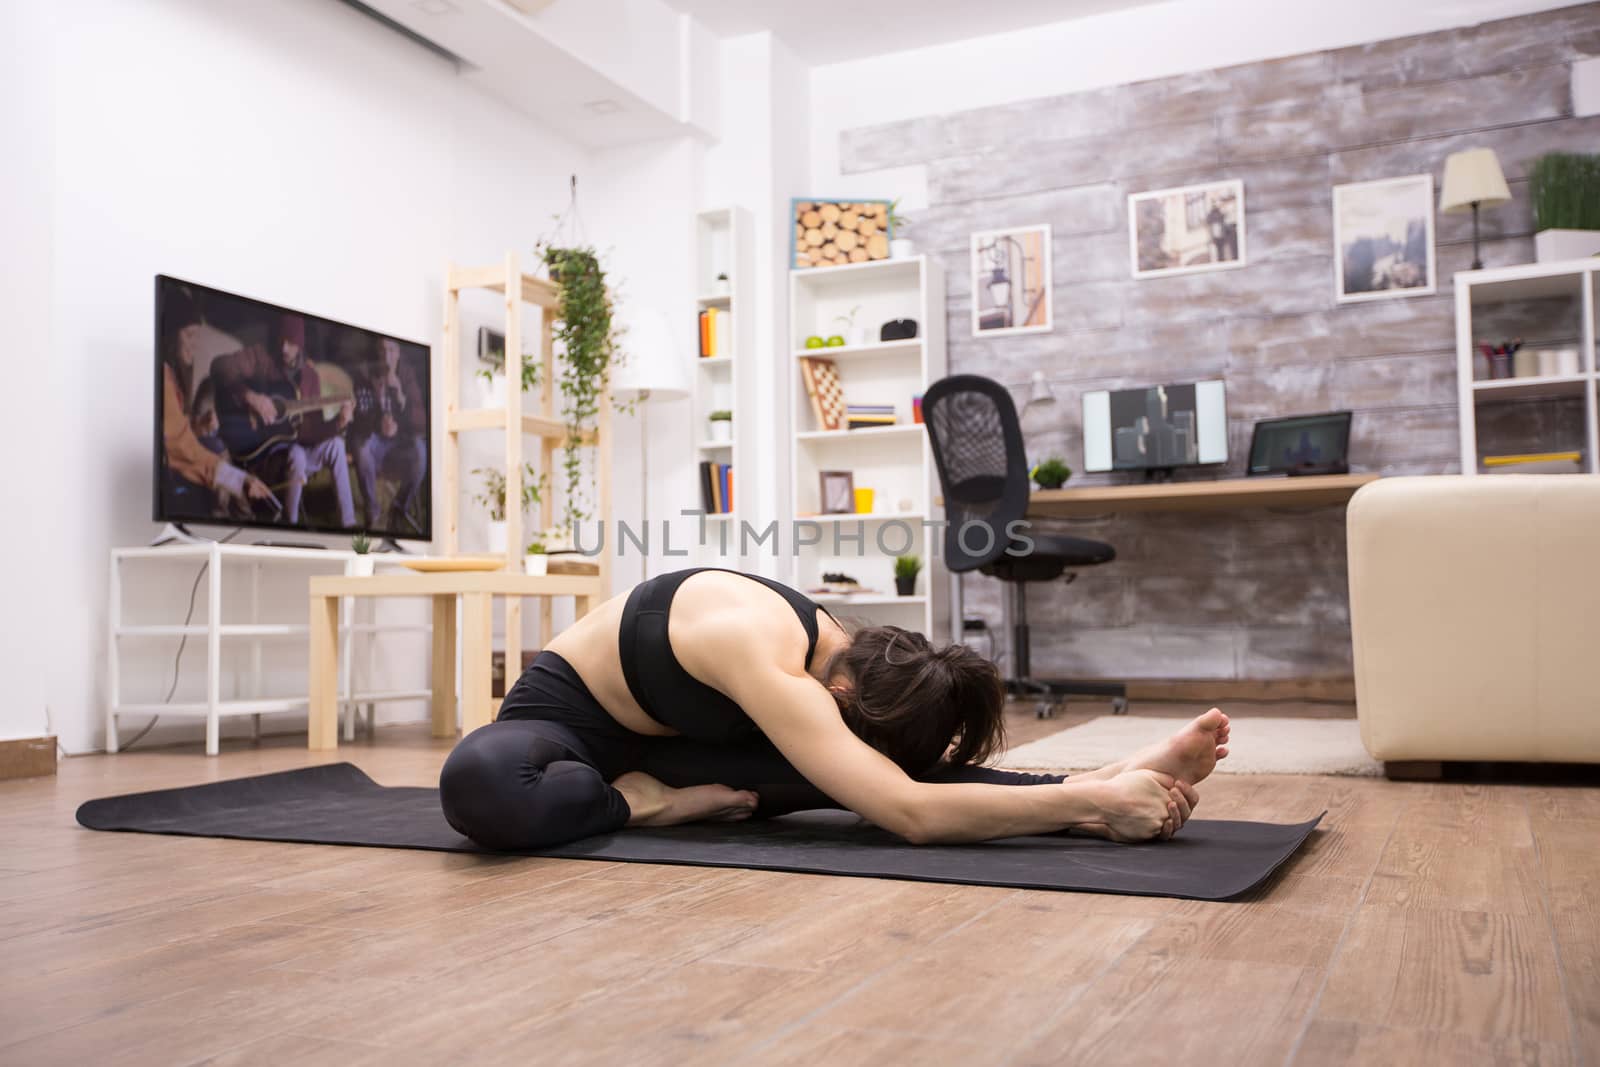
[1247, 412, 1353, 476]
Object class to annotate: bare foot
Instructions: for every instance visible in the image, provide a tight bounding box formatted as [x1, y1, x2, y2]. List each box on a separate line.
[613, 771, 758, 828]
[1121, 708, 1230, 786]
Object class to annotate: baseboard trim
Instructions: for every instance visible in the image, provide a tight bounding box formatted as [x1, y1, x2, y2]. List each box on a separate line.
[1045, 678, 1356, 704]
[0, 736, 57, 780]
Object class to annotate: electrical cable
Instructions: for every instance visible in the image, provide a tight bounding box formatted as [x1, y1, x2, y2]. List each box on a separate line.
[120, 528, 241, 751]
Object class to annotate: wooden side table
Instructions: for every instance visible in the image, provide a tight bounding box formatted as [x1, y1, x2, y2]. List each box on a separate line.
[306, 570, 604, 750]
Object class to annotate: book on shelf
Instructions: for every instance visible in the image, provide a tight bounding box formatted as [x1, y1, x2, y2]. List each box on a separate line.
[698, 460, 734, 513]
[697, 307, 733, 359]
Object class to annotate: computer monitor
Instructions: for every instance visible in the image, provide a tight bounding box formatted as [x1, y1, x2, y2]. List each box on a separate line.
[1082, 380, 1228, 475]
[1247, 411, 1352, 476]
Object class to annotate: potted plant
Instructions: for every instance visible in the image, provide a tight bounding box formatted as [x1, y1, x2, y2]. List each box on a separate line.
[1031, 457, 1072, 490]
[713, 271, 731, 297]
[474, 464, 545, 554]
[834, 305, 868, 347]
[347, 531, 375, 577]
[888, 200, 914, 259]
[541, 243, 621, 533]
[708, 409, 733, 443]
[476, 350, 539, 407]
[523, 538, 548, 576]
[893, 554, 922, 597]
[1530, 152, 1600, 263]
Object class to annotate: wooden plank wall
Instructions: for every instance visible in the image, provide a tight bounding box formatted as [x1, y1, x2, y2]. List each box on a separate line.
[838, 4, 1600, 686]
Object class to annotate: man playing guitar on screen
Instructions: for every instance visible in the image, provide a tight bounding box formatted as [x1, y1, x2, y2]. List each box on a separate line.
[212, 312, 356, 527]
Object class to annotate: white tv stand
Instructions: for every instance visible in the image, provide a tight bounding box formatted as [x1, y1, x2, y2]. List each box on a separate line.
[108, 542, 435, 755]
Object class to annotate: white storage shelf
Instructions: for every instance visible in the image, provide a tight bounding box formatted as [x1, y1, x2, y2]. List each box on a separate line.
[108, 543, 434, 755]
[790, 256, 946, 635]
[1454, 258, 1600, 475]
[693, 207, 753, 554]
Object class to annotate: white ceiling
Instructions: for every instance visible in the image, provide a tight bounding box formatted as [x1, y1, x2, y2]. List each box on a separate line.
[658, 0, 1164, 63]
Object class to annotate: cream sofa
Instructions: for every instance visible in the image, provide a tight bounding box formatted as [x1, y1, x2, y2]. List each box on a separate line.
[1347, 475, 1600, 767]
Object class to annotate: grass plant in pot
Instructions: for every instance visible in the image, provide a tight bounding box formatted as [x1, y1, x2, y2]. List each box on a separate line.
[894, 554, 922, 597]
[1031, 457, 1072, 490]
[1530, 152, 1600, 263]
[708, 409, 733, 443]
[347, 531, 375, 577]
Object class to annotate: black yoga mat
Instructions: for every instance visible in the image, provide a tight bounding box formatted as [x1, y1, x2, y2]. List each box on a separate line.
[76, 763, 1323, 901]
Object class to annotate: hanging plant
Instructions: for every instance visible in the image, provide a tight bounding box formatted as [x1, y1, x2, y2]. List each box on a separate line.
[540, 243, 620, 532]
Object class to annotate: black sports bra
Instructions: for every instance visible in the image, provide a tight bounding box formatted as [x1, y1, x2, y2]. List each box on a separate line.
[618, 568, 834, 744]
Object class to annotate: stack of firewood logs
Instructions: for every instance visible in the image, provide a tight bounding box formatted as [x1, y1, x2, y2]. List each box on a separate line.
[794, 201, 891, 268]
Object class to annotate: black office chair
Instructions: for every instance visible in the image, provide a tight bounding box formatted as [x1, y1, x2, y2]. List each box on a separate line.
[923, 374, 1127, 717]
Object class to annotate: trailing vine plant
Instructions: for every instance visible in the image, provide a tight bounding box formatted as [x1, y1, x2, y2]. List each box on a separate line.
[540, 243, 621, 532]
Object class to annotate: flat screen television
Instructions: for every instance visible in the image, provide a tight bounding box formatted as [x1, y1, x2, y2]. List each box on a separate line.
[154, 275, 432, 540]
[1082, 380, 1228, 475]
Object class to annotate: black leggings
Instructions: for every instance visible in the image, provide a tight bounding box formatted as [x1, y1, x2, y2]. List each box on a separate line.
[438, 651, 1065, 851]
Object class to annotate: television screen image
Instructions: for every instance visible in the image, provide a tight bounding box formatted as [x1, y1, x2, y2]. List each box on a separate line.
[1082, 380, 1228, 474]
[154, 276, 432, 539]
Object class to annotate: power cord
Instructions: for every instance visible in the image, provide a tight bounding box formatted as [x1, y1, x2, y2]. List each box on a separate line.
[120, 528, 241, 751]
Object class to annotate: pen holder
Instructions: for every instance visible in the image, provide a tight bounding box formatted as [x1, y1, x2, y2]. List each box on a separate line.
[1489, 353, 1512, 379]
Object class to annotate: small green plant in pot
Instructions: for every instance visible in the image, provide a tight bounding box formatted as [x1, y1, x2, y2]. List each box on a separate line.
[894, 554, 922, 597]
[1031, 457, 1072, 490]
[524, 538, 548, 576]
[1530, 152, 1600, 262]
[889, 199, 915, 259]
[348, 531, 375, 576]
[474, 464, 546, 554]
[708, 409, 733, 443]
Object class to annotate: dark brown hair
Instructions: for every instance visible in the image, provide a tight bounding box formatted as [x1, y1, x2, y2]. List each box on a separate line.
[825, 626, 1005, 775]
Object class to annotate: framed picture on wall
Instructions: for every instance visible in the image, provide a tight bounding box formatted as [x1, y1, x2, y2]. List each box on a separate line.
[1128, 179, 1246, 278]
[1332, 174, 1436, 304]
[970, 224, 1053, 336]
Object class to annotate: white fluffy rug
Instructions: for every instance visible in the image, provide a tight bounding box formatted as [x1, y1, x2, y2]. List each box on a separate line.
[1001, 716, 1382, 777]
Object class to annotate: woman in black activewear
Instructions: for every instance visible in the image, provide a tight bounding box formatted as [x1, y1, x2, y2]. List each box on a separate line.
[438, 569, 1224, 851]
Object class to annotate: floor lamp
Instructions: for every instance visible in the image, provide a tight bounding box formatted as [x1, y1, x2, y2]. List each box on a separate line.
[612, 307, 690, 580]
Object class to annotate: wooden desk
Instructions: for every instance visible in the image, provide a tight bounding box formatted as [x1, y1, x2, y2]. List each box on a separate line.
[306, 571, 605, 751]
[1026, 473, 1378, 518]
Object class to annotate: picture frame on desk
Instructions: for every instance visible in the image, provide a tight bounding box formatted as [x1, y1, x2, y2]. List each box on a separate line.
[819, 470, 855, 515]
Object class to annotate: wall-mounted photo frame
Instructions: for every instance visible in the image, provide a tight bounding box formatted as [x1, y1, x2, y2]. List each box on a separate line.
[791, 199, 892, 270]
[1128, 179, 1246, 278]
[1332, 174, 1436, 304]
[477, 325, 505, 367]
[819, 470, 856, 515]
[970, 224, 1053, 336]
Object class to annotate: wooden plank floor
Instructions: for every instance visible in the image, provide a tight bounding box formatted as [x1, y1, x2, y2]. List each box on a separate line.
[2, 706, 1595, 1066]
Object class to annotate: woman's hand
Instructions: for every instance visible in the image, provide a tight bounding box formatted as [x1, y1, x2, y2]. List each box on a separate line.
[1080, 769, 1197, 842]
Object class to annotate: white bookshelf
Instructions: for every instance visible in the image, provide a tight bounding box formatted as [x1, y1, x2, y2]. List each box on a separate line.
[693, 207, 754, 563]
[788, 256, 947, 636]
[1454, 258, 1600, 474]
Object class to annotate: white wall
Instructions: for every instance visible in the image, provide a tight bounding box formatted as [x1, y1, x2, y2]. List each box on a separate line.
[808, 0, 1588, 194]
[699, 33, 810, 579]
[0, 3, 61, 743]
[28, 0, 591, 754]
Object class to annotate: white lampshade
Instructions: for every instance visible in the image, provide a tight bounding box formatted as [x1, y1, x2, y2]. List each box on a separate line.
[612, 306, 690, 402]
[1440, 148, 1512, 213]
